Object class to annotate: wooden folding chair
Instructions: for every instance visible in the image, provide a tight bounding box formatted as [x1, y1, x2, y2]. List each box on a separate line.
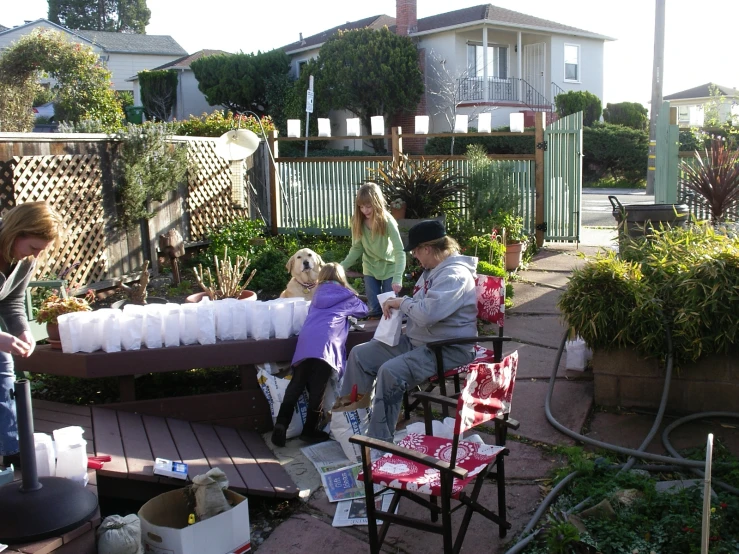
[403, 274, 511, 419]
[350, 351, 519, 554]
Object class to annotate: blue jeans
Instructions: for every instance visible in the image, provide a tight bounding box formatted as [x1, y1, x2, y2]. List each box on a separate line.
[364, 276, 394, 318]
[0, 351, 18, 456]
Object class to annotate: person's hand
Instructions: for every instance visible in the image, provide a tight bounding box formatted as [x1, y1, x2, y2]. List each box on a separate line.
[17, 330, 36, 357]
[391, 283, 402, 294]
[381, 297, 403, 319]
[0, 331, 32, 357]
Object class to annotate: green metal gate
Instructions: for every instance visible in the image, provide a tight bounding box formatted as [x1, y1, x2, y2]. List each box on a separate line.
[543, 111, 583, 241]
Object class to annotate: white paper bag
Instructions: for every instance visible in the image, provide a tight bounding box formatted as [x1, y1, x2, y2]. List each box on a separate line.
[270, 301, 293, 339]
[162, 304, 180, 347]
[58, 312, 83, 353]
[78, 312, 102, 353]
[373, 291, 402, 346]
[179, 303, 199, 345]
[120, 307, 143, 351]
[196, 297, 216, 345]
[251, 302, 271, 340]
[232, 299, 249, 341]
[566, 336, 592, 371]
[330, 393, 372, 463]
[293, 300, 310, 335]
[143, 304, 164, 349]
[97, 308, 121, 353]
[257, 367, 307, 439]
[215, 298, 237, 341]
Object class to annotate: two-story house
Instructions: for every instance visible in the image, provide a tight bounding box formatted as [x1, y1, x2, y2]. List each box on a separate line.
[0, 19, 187, 95]
[281, 1, 612, 148]
[664, 83, 739, 128]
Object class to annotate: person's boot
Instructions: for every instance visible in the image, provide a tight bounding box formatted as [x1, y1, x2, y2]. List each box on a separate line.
[300, 410, 330, 443]
[271, 423, 287, 447]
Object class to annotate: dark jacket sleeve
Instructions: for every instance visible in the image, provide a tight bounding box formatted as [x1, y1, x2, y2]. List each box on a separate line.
[0, 259, 35, 336]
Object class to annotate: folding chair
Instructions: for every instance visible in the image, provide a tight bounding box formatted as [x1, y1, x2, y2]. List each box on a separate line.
[349, 351, 519, 554]
[403, 274, 510, 419]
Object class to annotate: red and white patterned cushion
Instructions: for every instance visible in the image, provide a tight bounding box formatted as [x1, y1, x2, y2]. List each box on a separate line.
[358, 433, 504, 498]
[475, 274, 505, 327]
[431, 344, 496, 381]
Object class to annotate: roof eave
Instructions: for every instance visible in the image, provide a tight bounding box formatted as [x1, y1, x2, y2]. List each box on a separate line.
[285, 44, 322, 56]
[412, 19, 615, 41]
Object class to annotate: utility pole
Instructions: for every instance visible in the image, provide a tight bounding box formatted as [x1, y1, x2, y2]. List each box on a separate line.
[646, 0, 666, 195]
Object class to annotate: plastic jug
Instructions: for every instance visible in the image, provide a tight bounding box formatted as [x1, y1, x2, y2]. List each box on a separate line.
[34, 432, 55, 477]
[53, 426, 88, 485]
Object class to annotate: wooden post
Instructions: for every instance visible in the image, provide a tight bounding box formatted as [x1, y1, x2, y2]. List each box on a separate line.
[268, 130, 280, 235]
[534, 112, 546, 248]
[392, 127, 403, 163]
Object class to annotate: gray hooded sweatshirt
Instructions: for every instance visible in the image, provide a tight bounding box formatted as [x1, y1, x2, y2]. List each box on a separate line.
[398, 254, 478, 347]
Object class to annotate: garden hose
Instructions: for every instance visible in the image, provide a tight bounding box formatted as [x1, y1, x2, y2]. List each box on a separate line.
[504, 326, 739, 554]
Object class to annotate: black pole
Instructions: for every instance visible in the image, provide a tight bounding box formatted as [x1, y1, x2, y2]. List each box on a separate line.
[14, 379, 41, 492]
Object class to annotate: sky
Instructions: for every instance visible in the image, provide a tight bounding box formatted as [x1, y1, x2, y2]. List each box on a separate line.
[3, 0, 738, 108]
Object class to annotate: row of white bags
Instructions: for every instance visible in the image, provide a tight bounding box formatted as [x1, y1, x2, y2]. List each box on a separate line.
[57, 297, 310, 353]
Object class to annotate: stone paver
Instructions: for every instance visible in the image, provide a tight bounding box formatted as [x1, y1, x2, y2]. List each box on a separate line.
[256, 513, 369, 554]
[504, 314, 568, 349]
[501, 341, 566, 380]
[508, 282, 563, 314]
[516, 269, 572, 289]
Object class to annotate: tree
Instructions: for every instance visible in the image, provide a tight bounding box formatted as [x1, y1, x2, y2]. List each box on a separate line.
[603, 102, 648, 130]
[48, 0, 150, 33]
[191, 50, 291, 117]
[311, 27, 424, 152]
[555, 90, 602, 126]
[138, 69, 178, 121]
[0, 29, 123, 131]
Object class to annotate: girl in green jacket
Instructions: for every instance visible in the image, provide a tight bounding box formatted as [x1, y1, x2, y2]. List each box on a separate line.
[341, 183, 405, 319]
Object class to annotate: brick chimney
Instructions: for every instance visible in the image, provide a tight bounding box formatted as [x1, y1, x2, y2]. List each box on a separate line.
[395, 0, 417, 36]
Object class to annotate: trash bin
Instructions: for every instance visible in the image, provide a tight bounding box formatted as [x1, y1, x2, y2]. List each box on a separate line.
[124, 106, 145, 124]
[609, 195, 689, 240]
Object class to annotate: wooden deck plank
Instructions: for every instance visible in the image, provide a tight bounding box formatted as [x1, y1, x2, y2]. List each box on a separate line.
[34, 408, 92, 428]
[141, 414, 181, 462]
[237, 428, 299, 499]
[214, 426, 275, 497]
[166, 418, 210, 479]
[116, 411, 156, 482]
[90, 407, 128, 477]
[190, 423, 246, 491]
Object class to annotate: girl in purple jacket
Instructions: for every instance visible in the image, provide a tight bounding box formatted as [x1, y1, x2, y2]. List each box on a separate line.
[272, 263, 368, 447]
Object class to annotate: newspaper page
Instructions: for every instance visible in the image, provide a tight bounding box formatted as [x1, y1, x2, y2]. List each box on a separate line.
[301, 441, 352, 473]
[320, 463, 369, 502]
[332, 493, 395, 527]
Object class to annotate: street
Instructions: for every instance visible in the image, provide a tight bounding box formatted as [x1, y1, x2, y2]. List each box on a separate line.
[581, 188, 654, 227]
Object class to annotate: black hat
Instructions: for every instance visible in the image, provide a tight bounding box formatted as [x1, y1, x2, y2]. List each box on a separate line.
[404, 220, 447, 252]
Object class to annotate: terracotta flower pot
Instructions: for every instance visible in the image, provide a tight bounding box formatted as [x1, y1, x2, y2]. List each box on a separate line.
[186, 290, 257, 303]
[46, 322, 62, 350]
[505, 241, 524, 271]
[390, 203, 407, 220]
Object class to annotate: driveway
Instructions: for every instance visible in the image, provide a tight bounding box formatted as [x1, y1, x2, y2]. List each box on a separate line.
[581, 188, 654, 227]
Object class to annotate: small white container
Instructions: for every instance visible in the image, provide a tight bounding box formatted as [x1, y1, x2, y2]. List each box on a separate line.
[53, 426, 88, 485]
[34, 432, 55, 477]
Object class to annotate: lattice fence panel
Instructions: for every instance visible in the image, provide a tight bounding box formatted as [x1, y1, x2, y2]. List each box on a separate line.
[8, 155, 107, 286]
[0, 160, 17, 213]
[187, 139, 248, 241]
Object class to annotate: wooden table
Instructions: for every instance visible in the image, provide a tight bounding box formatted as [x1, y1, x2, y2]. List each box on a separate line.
[16, 323, 378, 433]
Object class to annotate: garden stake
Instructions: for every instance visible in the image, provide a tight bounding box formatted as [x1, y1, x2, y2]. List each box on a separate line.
[701, 433, 713, 554]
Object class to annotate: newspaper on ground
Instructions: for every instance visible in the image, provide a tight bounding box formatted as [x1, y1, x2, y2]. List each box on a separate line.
[301, 440, 352, 474]
[332, 493, 395, 527]
[321, 462, 381, 502]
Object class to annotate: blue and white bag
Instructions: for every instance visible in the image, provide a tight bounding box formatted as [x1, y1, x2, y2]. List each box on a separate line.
[330, 393, 372, 462]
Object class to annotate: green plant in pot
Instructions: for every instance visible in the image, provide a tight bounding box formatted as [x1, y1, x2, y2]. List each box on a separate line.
[369, 153, 466, 219]
[493, 212, 526, 271]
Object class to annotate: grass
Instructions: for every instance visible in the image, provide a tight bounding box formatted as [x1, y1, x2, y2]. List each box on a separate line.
[585, 177, 647, 189]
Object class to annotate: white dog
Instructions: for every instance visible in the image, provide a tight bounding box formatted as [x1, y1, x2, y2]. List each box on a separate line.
[280, 248, 324, 300]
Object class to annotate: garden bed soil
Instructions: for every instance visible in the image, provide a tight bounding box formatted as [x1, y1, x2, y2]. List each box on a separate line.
[592, 348, 739, 413]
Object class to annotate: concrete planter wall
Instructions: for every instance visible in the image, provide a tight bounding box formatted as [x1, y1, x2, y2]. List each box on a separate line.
[592, 348, 739, 413]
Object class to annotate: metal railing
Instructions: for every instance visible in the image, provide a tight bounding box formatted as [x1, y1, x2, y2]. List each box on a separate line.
[457, 77, 555, 112]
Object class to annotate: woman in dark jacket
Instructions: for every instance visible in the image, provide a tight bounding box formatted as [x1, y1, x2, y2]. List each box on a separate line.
[0, 202, 63, 468]
[271, 263, 368, 447]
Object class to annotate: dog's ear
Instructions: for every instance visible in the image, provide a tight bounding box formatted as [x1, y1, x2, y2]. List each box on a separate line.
[314, 251, 324, 267]
[285, 253, 297, 273]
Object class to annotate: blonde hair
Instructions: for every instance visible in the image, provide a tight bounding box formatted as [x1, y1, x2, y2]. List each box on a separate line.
[0, 202, 64, 263]
[317, 262, 357, 294]
[351, 183, 390, 240]
[420, 236, 461, 263]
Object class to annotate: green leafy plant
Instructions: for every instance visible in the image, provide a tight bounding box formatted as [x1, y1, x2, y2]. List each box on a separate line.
[369, 154, 466, 219]
[138, 69, 179, 122]
[494, 212, 526, 244]
[583, 123, 648, 185]
[176, 111, 276, 138]
[555, 90, 603, 126]
[680, 137, 739, 224]
[466, 144, 521, 228]
[35, 293, 93, 325]
[602, 101, 648, 130]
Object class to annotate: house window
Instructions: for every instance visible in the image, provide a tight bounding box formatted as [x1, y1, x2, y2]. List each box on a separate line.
[677, 106, 690, 125]
[467, 43, 508, 79]
[564, 44, 580, 82]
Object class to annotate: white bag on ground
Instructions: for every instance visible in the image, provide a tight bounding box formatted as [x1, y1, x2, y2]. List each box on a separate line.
[251, 302, 271, 340]
[566, 336, 592, 371]
[196, 297, 216, 345]
[34, 432, 55, 477]
[373, 291, 401, 346]
[53, 426, 88, 485]
[257, 367, 307, 439]
[179, 303, 199, 345]
[96, 514, 143, 554]
[330, 393, 372, 463]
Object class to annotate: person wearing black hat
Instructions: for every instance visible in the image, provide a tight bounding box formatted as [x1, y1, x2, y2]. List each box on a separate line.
[339, 219, 478, 443]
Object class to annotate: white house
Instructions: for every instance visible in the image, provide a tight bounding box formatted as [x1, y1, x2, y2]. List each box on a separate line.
[280, 1, 613, 149]
[663, 83, 739, 128]
[128, 50, 229, 121]
[0, 19, 187, 94]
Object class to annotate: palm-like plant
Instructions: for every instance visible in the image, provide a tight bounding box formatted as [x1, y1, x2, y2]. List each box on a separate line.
[369, 154, 466, 219]
[681, 137, 739, 224]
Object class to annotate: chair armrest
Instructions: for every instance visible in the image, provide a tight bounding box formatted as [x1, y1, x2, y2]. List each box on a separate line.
[349, 434, 468, 480]
[425, 336, 512, 350]
[496, 414, 520, 430]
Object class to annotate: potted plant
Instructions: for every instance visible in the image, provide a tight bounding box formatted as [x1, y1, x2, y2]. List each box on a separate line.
[388, 198, 407, 220]
[35, 293, 94, 348]
[494, 212, 527, 271]
[189, 247, 257, 302]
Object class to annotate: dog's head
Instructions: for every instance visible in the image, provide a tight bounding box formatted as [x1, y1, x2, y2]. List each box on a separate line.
[286, 248, 324, 282]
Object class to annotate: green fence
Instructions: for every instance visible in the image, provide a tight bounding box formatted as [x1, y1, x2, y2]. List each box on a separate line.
[276, 158, 536, 235]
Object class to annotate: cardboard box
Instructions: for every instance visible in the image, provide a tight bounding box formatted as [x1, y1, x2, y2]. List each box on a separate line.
[139, 488, 250, 554]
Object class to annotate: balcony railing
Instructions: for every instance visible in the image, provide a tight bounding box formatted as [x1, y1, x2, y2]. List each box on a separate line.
[457, 77, 554, 112]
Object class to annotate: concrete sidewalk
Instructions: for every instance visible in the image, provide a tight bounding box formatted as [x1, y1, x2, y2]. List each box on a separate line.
[256, 227, 730, 553]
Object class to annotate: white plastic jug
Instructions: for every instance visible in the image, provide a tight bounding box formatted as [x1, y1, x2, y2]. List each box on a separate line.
[34, 432, 55, 477]
[53, 426, 88, 485]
